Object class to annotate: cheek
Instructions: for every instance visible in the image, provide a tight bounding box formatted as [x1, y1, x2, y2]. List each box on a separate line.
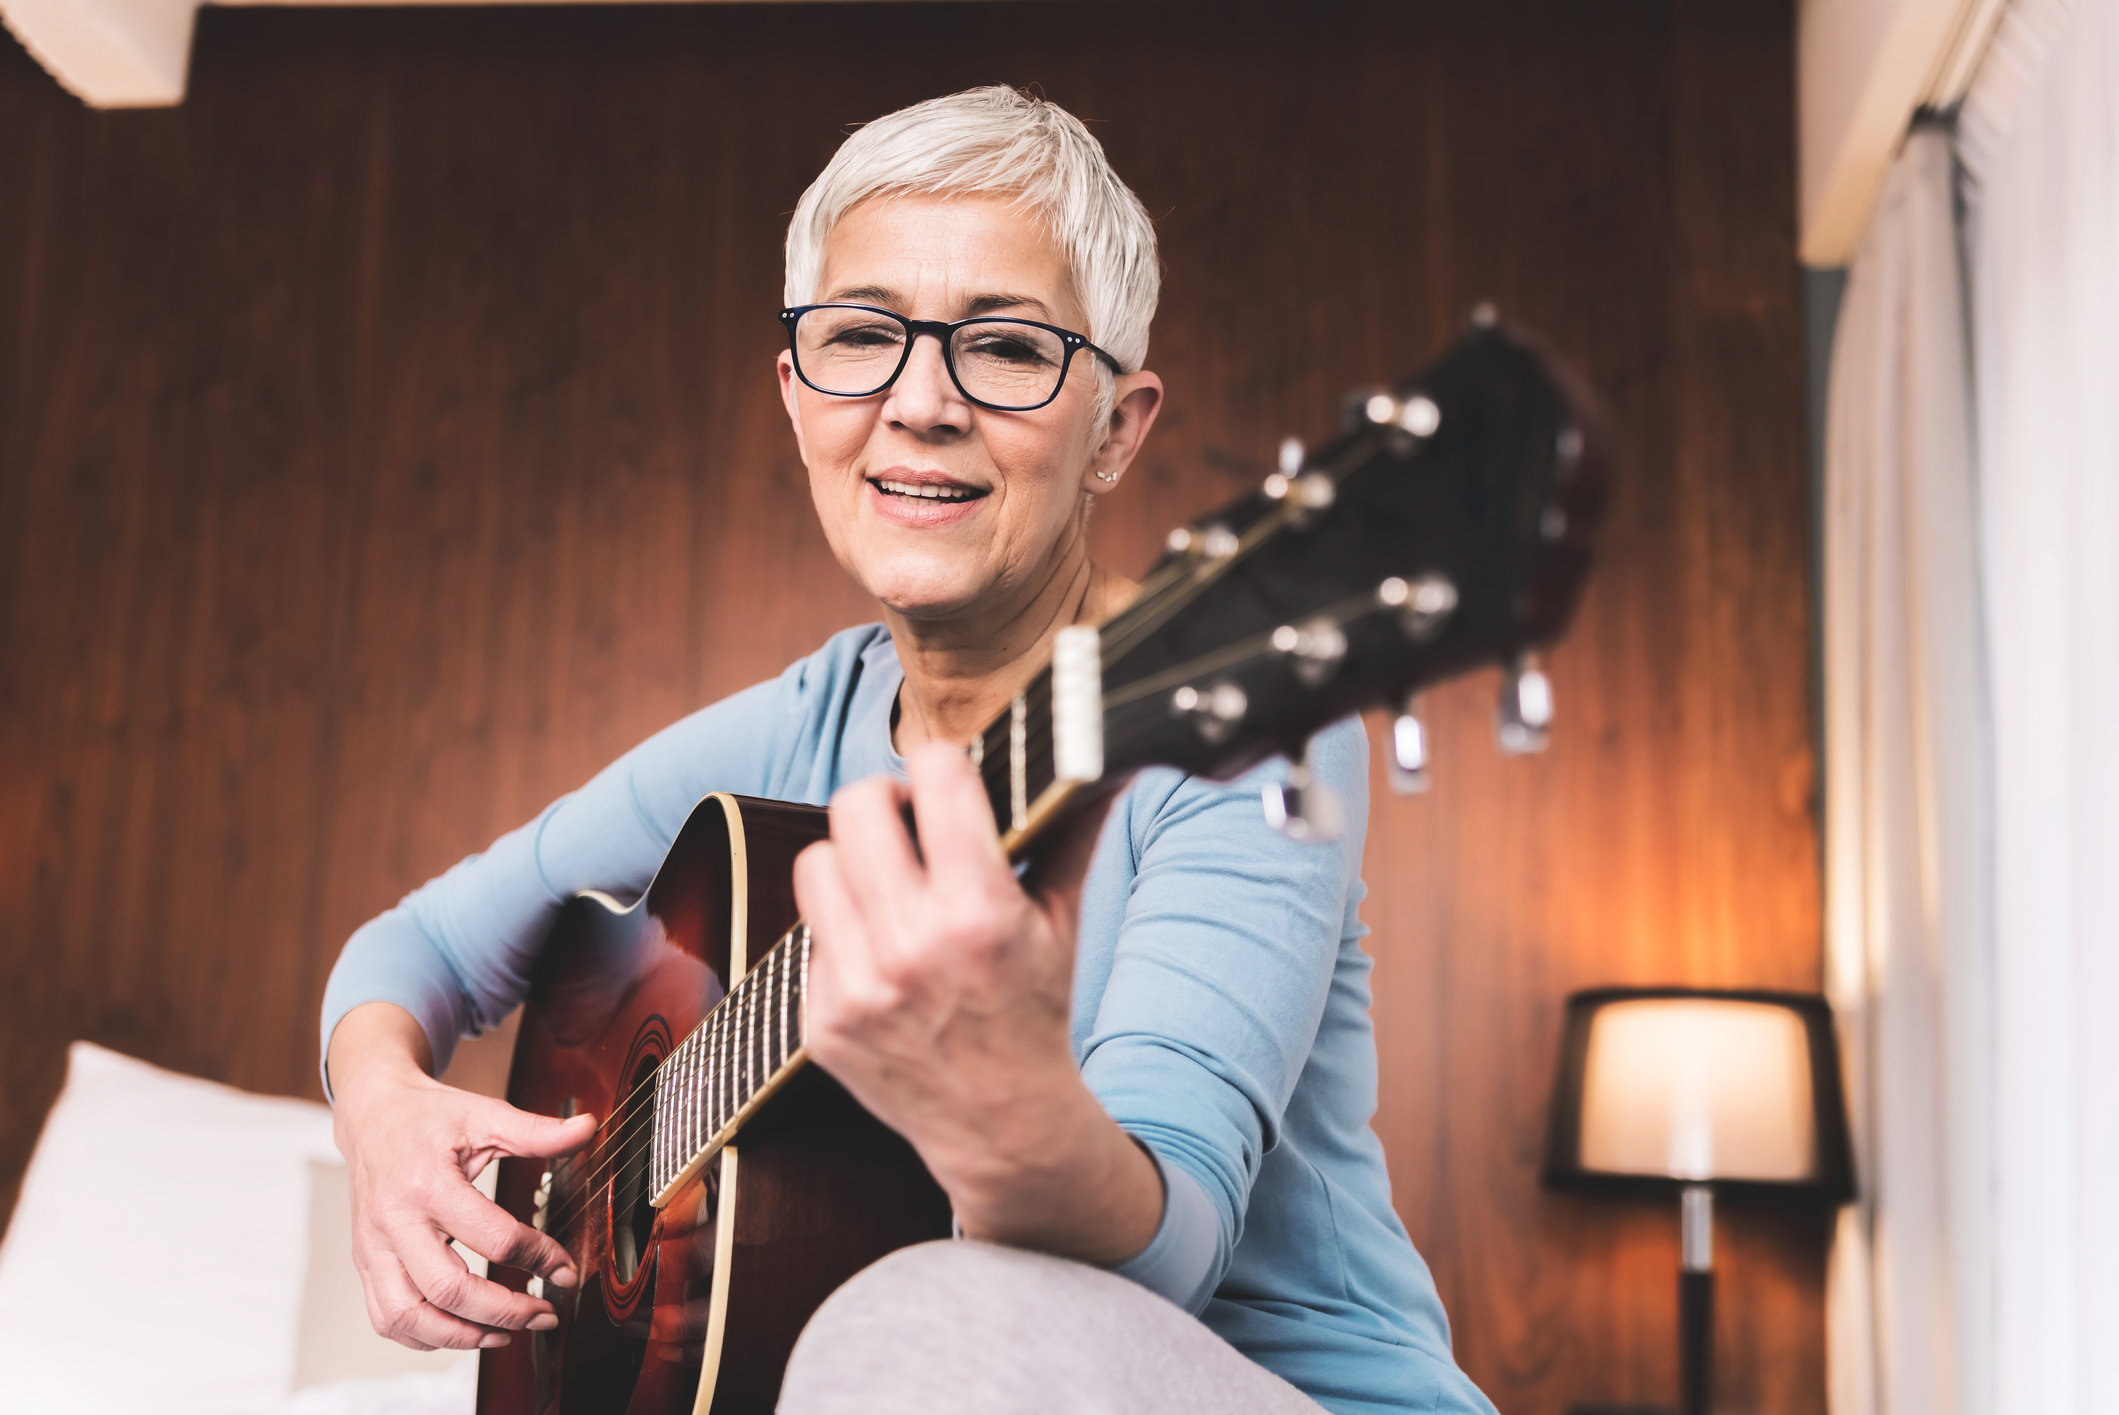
[800, 399, 874, 473]
[990, 424, 1092, 536]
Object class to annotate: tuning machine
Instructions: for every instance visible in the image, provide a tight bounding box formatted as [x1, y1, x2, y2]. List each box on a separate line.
[1377, 573, 1458, 642]
[1272, 617, 1347, 687]
[1389, 693, 1431, 795]
[1262, 743, 1346, 841]
[1172, 681, 1248, 744]
[1495, 652, 1554, 755]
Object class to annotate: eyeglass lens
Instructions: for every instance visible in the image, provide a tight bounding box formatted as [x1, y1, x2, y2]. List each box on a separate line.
[792, 307, 1072, 409]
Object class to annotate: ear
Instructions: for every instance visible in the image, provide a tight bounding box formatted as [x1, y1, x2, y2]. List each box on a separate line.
[777, 351, 810, 464]
[1082, 371, 1165, 496]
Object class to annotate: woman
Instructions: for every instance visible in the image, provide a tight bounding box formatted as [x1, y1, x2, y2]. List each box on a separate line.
[323, 86, 1495, 1415]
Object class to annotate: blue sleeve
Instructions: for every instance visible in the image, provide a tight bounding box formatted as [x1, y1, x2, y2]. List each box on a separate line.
[319, 663, 807, 1099]
[1092, 720, 1368, 1310]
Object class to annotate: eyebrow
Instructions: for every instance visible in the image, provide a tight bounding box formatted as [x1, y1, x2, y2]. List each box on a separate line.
[822, 286, 1056, 322]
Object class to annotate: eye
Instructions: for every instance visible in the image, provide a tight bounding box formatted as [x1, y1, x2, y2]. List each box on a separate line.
[960, 332, 1056, 366]
[826, 321, 905, 349]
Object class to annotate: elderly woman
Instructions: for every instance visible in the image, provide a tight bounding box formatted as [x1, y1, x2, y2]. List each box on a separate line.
[322, 87, 1495, 1415]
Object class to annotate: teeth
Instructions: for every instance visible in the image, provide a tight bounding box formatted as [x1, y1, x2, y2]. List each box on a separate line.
[875, 478, 978, 502]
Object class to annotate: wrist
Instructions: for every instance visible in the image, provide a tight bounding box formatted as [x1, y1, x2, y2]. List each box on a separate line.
[944, 1082, 1162, 1266]
[326, 1002, 437, 1117]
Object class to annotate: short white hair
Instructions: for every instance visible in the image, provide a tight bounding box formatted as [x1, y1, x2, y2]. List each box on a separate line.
[783, 87, 1161, 395]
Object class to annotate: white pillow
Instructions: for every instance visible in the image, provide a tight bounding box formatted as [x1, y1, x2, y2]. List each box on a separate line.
[0, 1042, 339, 1415]
[292, 1158, 490, 1391]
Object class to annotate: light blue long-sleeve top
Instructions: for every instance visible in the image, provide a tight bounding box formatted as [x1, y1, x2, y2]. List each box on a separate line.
[321, 624, 1495, 1415]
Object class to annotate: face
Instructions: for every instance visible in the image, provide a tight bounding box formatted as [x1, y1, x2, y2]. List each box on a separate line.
[778, 192, 1160, 627]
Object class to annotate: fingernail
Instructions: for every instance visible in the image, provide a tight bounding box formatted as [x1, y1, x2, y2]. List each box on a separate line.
[550, 1266, 579, 1289]
[527, 1313, 558, 1331]
[479, 1333, 511, 1349]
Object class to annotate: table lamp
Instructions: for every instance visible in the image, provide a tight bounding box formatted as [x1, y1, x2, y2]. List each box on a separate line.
[1542, 988, 1854, 1415]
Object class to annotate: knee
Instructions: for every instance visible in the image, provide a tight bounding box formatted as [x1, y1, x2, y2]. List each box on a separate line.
[778, 1241, 1135, 1412]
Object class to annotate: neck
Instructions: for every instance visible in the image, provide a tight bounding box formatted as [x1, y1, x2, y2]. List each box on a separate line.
[886, 513, 1137, 753]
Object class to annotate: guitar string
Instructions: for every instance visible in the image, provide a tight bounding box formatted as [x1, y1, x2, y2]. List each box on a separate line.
[534, 954, 794, 1237]
[528, 580, 1388, 1241]
[534, 911, 824, 1237]
[532, 954, 781, 1236]
[517, 438, 1395, 1241]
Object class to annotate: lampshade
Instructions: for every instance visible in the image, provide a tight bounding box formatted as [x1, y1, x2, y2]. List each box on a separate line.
[1543, 988, 1854, 1201]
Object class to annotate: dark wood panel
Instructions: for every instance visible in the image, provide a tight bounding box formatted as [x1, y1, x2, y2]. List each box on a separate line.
[0, 4, 1817, 1412]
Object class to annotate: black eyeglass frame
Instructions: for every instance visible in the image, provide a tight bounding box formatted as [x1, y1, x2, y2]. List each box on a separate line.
[778, 303, 1125, 412]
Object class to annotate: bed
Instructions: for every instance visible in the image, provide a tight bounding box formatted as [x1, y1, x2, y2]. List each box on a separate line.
[0, 1042, 488, 1415]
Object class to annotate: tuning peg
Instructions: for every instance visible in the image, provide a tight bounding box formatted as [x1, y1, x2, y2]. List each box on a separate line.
[1172, 681, 1248, 744]
[1377, 572, 1459, 642]
[1262, 745, 1346, 841]
[1272, 617, 1348, 687]
[1390, 693, 1432, 795]
[1495, 652, 1553, 755]
[1279, 437, 1305, 475]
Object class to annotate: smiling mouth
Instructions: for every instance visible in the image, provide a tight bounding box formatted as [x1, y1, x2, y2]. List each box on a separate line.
[869, 477, 988, 503]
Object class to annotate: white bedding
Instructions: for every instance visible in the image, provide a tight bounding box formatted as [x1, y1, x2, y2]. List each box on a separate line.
[0, 1043, 478, 1415]
[267, 1356, 478, 1415]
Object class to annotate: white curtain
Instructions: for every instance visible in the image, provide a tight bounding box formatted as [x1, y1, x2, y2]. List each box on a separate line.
[1958, 2, 2119, 1412]
[1825, 3, 2119, 1414]
[1822, 124, 1994, 1415]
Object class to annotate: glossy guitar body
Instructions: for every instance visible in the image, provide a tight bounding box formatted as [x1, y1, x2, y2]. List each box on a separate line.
[477, 794, 954, 1415]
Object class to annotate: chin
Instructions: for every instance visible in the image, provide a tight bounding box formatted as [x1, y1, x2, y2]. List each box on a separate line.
[857, 561, 990, 623]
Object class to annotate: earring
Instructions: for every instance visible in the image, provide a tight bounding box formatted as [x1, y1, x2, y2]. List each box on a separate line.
[1093, 469, 1120, 483]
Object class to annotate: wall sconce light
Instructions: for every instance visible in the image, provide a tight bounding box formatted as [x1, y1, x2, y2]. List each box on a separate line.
[1542, 988, 1855, 1415]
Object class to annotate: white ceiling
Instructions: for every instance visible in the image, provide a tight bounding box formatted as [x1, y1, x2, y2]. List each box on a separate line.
[1, 0, 911, 109]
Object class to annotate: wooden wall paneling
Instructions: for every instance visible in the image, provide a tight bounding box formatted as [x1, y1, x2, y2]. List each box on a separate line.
[0, 5, 1821, 1412]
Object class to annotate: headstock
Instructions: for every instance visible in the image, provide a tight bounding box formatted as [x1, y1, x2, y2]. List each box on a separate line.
[975, 314, 1612, 846]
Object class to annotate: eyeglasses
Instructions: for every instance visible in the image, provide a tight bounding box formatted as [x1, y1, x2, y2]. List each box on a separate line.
[779, 303, 1123, 412]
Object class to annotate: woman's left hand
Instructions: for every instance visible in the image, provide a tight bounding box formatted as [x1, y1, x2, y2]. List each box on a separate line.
[791, 742, 1162, 1266]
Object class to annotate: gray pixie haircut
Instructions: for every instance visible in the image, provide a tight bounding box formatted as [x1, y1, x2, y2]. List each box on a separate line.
[783, 87, 1162, 388]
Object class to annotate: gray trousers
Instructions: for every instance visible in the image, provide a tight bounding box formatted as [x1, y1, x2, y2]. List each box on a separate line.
[777, 1240, 1327, 1414]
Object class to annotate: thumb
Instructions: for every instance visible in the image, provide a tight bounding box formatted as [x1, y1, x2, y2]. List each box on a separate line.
[473, 1097, 597, 1161]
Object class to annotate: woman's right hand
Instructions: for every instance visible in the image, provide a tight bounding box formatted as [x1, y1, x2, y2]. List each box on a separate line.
[327, 1001, 598, 1351]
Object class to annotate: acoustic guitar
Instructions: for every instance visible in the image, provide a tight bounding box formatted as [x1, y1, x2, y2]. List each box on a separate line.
[478, 317, 1611, 1415]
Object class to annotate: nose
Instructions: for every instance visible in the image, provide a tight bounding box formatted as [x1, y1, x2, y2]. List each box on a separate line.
[881, 332, 970, 438]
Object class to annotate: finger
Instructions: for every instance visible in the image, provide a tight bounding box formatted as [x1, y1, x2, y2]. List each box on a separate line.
[903, 742, 1011, 896]
[358, 1240, 502, 1351]
[391, 1213, 559, 1333]
[429, 1166, 580, 1290]
[826, 775, 927, 926]
[472, 1098, 597, 1163]
[793, 839, 890, 1024]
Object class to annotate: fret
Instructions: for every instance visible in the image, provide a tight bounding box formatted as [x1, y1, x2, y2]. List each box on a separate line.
[676, 1036, 694, 1180]
[666, 1040, 681, 1181]
[684, 1031, 701, 1153]
[738, 974, 753, 1114]
[778, 939, 791, 1067]
[671, 1040, 687, 1183]
[715, 996, 732, 1134]
[652, 1054, 668, 1192]
[759, 963, 772, 1088]
[1009, 692, 1029, 832]
[705, 1007, 722, 1141]
[758, 948, 775, 1077]
[668, 1039, 684, 1183]
[767, 944, 784, 1075]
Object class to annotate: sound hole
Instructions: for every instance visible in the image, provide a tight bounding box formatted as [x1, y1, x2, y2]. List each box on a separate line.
[609, 1054, 659, 1287]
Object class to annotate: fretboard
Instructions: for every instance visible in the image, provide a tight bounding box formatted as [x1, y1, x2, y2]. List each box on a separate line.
[646, 922, 811, 1203]
[647, 560, 1217, 1206]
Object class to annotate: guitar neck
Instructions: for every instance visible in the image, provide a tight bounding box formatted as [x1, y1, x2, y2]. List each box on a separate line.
[643, 322, 1610, 1209]
[647, 918, 812, 1205]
